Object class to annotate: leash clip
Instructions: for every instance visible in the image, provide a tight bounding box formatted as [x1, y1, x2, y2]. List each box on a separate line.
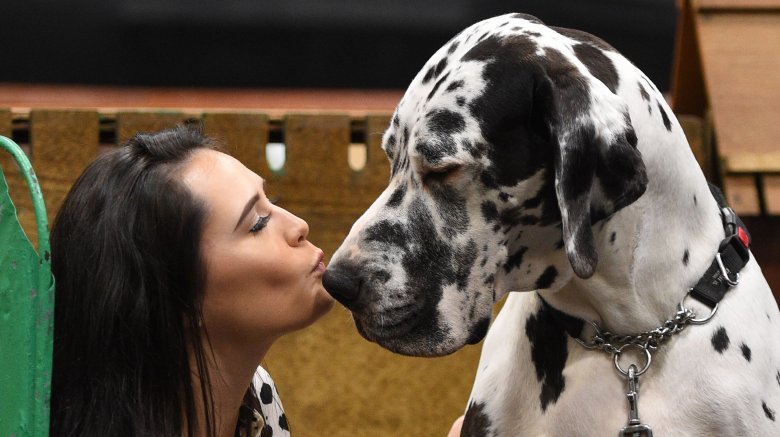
[619, 364, 654, 437]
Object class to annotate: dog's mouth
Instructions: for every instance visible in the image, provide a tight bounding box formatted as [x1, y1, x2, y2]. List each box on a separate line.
[351, 302, 425, 342]
[350, 303, 475, 357]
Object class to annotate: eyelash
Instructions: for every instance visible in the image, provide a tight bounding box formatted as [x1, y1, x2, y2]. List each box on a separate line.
[249, 214, 271, 234]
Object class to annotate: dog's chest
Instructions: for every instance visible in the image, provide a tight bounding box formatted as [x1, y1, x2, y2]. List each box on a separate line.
[466, 290, 780, 436]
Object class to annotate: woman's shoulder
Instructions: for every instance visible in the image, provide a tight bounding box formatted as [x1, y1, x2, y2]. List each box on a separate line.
[243, 366, 290, 437]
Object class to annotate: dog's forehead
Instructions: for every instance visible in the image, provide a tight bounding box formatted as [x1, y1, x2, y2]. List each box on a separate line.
[382, 14, 596, 164]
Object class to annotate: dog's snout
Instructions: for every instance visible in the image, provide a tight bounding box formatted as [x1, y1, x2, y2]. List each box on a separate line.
[322, 267, 361, 307]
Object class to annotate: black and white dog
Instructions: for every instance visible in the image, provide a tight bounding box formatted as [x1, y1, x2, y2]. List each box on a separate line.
[323, 13, 780, 436]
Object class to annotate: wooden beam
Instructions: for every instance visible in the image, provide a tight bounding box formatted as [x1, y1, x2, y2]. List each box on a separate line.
[723, 174, 761, 215]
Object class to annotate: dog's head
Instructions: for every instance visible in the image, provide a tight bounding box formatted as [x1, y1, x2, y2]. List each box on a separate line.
[323, 14, 647, 356]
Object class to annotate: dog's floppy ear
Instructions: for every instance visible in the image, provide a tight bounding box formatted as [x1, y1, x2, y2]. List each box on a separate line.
[535, 72, 647, 278]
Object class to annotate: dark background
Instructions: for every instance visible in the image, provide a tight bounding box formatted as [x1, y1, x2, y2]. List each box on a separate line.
[0, 0, 678, 91]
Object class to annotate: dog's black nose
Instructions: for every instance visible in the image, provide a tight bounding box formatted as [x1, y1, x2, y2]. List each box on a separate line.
[322, 268, 361, 307]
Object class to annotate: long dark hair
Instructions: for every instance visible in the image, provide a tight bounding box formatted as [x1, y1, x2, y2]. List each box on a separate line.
[50, 125, 242, 436]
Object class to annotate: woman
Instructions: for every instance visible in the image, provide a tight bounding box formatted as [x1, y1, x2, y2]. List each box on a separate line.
[50, 124, 333, 436]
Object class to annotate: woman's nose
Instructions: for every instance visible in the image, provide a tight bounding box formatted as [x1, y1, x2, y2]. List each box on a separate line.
[285, 210, 309, 246]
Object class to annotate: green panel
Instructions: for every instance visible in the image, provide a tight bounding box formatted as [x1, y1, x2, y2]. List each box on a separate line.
[0, 136, 53, 437]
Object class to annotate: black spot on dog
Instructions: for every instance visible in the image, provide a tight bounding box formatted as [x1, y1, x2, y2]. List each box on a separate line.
[763, 402, 776, 421]
[417, 109, 464, 163]
[428, 71, 451, 101]
[741, 343, 752, 362]
[430, 185, 469, 238]
[478, 31, 490, 42]
[525, 31, 542, 37]
[462, 401, 492, 436]
[609, 232, 616, 244]
[427, 108, 465, 135]
[446, 80, 465, 92]
[526, 302, 568, 411]
[260, 382, 273, 404]
[279, 413, 289, 430]
[776, 370, 780, 387]
[499, 192, 510, 202]
[483, 273, 494, 285]
[711, 327, 730, 353]
[504, 246, 528, 273]
[447, 40, 460, 54]
[683, 249, 690, 266]
[535, 266, 558, 289]
[694, 194, 698, 206]
[434, 56, 448, 77]
[387, 183, 407, 208]
[422, 56, 449, 85]
[364, 220, 409, 250]
[512, 13, 543, 24]
[482, 201, 499, 222]
[422, 65, 436, 84]
[463, 139, 482, 158]
[657, 102, 672, 131]
[456, 240, 478, 290]
[573, 43, 619, 93]
[592, 124, 647, 219]
[480, 171, 499, 189]
[638, 82, 650, 102]
[456, 96, 466, 106]
[462, 35, 553, 190]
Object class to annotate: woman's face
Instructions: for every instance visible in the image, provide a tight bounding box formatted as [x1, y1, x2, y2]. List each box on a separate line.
[182, 149, 333, 350]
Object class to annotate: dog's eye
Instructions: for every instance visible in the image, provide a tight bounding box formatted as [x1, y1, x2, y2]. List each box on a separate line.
[422, 164, 461, 186]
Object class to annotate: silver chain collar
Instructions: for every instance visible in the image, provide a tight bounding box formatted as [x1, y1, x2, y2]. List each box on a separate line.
[570, 290, 722, 436]
[574, 290, 719, 375]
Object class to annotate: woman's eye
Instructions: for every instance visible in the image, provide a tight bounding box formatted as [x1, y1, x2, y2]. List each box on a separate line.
[249, 214, 271, 234]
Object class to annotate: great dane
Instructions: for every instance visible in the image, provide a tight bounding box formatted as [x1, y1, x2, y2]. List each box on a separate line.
[323, 13, 780, 436]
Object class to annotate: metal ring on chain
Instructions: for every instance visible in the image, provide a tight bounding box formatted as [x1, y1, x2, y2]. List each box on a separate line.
[679, 290, 719, 325]
[613, 343, 652, 376]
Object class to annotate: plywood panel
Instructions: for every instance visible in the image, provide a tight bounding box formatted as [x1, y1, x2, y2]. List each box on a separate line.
[696, 13, 780, 172]
[116, 111, 189, 144]
[30, 110, 99, 231]
[202, 112, 269, 176]
[763, 175, 780, 215]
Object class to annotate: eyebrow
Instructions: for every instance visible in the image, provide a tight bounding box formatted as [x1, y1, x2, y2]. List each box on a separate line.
[234, 193, 260, 231]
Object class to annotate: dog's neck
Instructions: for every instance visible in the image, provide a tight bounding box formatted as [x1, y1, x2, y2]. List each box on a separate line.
[539, 129, 725, 334]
